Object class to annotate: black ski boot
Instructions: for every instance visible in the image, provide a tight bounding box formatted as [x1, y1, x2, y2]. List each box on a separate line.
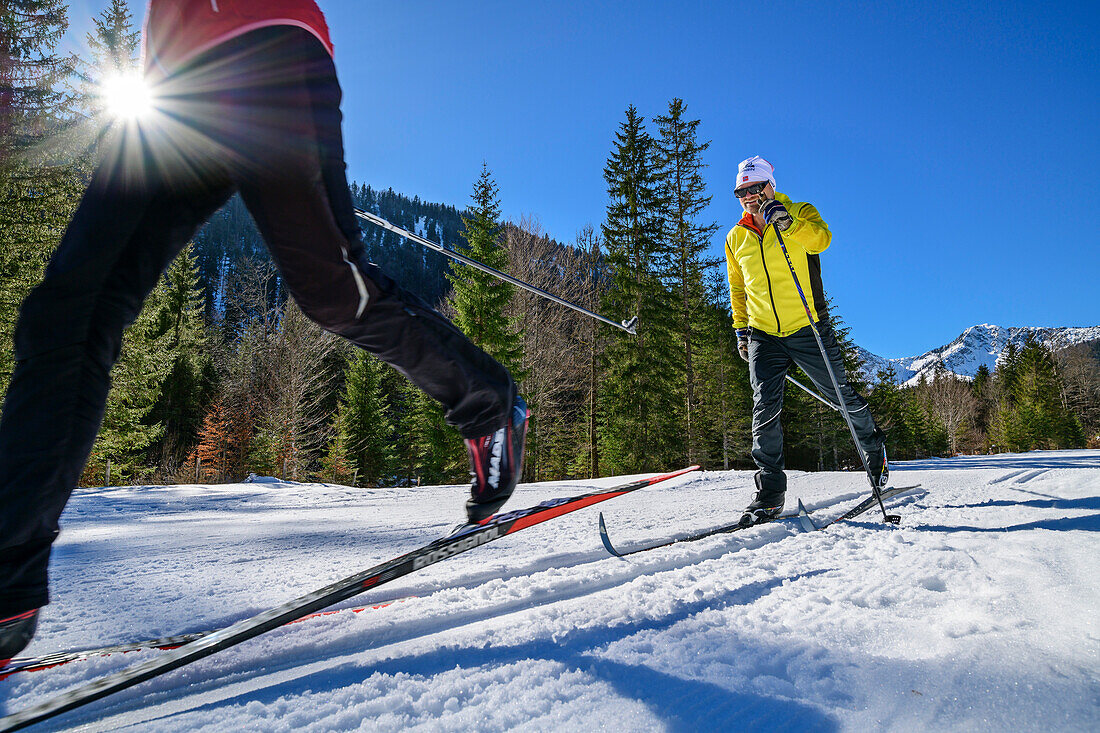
[739, 472, 786, 528]
[867, 429, 889, 489]
[0, 608, 39, 667]
[463, 394, 530, 524]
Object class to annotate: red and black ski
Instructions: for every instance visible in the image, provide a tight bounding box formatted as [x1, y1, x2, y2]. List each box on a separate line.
[0, 598, 410, 681]
[0, 465, 699, 732]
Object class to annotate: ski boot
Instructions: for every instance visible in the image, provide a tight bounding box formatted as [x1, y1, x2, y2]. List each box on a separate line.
[738, 472, 786, 528]
[0, 608, 39, 667]
[867, 429, 889, 489]
[463, 394, 530, 524]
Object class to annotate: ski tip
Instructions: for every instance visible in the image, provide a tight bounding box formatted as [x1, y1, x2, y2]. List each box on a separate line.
[797, 498, 819, 532]
[597, 512, 626, 559]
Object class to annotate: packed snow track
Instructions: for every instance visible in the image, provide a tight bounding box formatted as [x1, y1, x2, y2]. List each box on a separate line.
[2, 450, 1097, 731]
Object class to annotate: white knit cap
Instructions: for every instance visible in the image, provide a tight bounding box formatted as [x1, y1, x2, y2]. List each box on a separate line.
[736, 156, 775, 189]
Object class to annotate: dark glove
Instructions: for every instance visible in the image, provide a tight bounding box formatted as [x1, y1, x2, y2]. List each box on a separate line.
[736, 328, 750, 362]
[759, 198, 793, 232]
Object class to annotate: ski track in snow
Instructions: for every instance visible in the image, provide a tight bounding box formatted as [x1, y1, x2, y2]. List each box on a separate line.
[2, 452, 1099, 731]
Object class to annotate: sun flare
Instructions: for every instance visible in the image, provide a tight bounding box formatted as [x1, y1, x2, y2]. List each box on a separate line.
[101, 73, 154, 120]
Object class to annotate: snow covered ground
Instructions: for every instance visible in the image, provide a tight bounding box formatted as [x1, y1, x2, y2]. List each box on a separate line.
[2, 450, 1098, 731]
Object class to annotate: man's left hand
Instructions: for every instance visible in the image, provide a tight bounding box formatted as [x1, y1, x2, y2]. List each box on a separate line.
[736, 329, 750, 362]
[760, 198, 793, 232]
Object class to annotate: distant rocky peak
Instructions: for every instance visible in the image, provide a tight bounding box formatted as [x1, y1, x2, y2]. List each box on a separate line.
[858, 324, 1100, 387]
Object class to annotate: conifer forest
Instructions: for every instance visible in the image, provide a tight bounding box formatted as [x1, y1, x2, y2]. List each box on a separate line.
[2, 1, 1097, 490]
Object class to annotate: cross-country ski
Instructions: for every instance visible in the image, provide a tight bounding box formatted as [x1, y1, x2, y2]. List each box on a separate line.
[599, 484, 924, 558]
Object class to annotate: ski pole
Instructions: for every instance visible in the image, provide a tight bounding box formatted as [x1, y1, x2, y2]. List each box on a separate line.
[353, 209, 639, 335]
[767, 214, 899, 524]
[785, 374, 840, 411]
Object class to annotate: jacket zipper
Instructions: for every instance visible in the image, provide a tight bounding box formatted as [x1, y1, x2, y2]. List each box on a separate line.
[743, 226, 782, 333]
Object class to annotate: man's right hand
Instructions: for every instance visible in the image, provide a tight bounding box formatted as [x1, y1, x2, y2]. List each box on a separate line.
[736, 329, 750, 362]
[759, 198, 793, 231]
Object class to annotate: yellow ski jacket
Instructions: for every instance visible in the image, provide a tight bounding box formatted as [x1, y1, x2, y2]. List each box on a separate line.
[724, 192, 832, 337]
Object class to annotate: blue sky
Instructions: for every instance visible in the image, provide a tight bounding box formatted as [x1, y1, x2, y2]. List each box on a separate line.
[68, 1, 1098, 357]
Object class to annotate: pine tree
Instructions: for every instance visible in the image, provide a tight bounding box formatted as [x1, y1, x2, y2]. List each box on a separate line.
[991, 337, 1085, 451]
[80, 269, 174, 484]
[447, 164, 523, 376]
[971, 363, 993, 450]
[0, 0, 84, 396]
[416, 164, 522, 485]
[318, 426, 355, 485]
[653, 98, 718, 465]
[80, 0, 140, 125]
[990, 341, 1025, 452]
[403, 381, 465, 486]
[339, 350, 395, 486]
[147, 245, 217, 472]
[903, 379, 929, 457]
[868, 365, 910, 458]
[86, 0, 139, 77]
[598, 106, 681, 473]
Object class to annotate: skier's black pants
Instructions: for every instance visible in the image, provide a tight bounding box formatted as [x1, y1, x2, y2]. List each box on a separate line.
[0, 28, 513, 617]
[748, 321, 881, 493]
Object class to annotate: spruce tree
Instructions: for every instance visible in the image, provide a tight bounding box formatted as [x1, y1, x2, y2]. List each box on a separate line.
[447, 164, 523, 376]
[80, 0, 140, 123]
[319, 426, 354, 485]
[339, 350, 395, 486]
[86, 0, 139, 77]
[413, 164, 522, 485]
[868, 366, 909, 458]
[653, 98, 718, 465]
[599, 106, 681, 473]
[990, 342, 1024, 452]
[82, 274, 173, 484]
[971, 363, 993, 450]
[992, 337, 1085, 451]
[147, 245, 216, 472]
[403, 381, 466, 486]
[0, 0, 83, 396]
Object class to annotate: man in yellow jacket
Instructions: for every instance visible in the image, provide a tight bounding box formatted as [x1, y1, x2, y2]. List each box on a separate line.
[726, 156, 886, 527]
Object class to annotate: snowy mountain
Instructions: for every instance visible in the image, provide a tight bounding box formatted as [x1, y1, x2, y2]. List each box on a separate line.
[2, 452, 1098, 730]
[857, 323, 1100, 387]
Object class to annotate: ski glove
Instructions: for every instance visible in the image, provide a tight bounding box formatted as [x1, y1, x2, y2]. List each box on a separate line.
[736, 329, 750, 362]
[760, 198, 793, 232]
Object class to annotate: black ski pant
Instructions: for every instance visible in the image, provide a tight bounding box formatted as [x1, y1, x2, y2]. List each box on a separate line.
[747, 321, 881, 494]
[0, 27, 513, 617]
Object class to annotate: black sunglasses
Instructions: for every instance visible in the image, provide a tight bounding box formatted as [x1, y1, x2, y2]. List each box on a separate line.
[734, 181, 769, 198]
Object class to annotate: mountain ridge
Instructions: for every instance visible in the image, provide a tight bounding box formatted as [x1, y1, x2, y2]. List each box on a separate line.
[857, 323, 1100, 386]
